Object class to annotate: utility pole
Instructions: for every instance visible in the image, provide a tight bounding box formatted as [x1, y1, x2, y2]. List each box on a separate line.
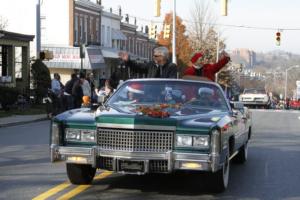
[215, 31, 220, 82]
[36, 0, 41, 59]
[172, 0, 176, 64]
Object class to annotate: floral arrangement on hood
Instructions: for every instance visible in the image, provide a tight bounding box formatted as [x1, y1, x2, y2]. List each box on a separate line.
[135, 103, 182, 118]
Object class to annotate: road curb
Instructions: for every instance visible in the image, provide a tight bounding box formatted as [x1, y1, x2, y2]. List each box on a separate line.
[0, 117, 49, 128]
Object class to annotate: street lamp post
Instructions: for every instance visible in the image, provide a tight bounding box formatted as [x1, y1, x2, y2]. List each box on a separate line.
[285, 65, 300, 101]
[172, 0, 176, 64]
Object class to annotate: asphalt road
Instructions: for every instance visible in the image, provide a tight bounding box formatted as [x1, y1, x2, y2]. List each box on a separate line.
[1, 110, 300, 200]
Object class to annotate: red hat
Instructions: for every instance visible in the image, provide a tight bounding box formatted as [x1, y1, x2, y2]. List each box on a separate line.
[126, 83, 144, 94]
[190, 52, 203, 64]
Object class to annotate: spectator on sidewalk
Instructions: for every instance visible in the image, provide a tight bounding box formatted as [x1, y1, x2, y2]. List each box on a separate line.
[64, 73, 78, 109]
[72, 76, 84, 109]
[80, 73, 91, 98]
[51, 73, 63, 115]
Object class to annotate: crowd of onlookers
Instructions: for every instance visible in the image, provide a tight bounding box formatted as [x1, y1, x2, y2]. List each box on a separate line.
[49, 72, 114, 117]
[47, 46, 231, 117]
[268, 97, 300, 110]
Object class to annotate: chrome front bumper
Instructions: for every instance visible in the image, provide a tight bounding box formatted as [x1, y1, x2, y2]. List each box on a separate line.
[50, 144, 221, 173]
[241, 101, 269, 105]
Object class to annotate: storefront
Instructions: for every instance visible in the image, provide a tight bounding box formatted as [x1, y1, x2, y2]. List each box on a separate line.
[42, 46, 105, 86]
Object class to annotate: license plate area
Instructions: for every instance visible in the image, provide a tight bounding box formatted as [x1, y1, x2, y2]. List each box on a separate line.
[118, 160, 145, 173]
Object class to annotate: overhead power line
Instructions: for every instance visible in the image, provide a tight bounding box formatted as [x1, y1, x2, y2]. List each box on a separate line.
[103, 8, 300, 31]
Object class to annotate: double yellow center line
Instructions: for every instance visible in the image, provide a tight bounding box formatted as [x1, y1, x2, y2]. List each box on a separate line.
[32, 171, 112, 200]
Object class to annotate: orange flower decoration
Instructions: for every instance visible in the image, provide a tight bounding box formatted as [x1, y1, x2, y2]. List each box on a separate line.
[135, 103, 182, 118]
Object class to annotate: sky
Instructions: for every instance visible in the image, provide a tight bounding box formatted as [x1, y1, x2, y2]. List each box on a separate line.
[101, 0, 300, 54]
[1, 0, 300, 54]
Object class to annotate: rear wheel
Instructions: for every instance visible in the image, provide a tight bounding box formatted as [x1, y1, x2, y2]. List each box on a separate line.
[66, 163, 96, 185]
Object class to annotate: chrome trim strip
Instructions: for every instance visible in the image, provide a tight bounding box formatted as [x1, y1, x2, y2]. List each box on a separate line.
[59, 146, 93, 156]
[229, 151, 239, 160]
[98, 150, 167, 160]
[97, 123, 176, 131]
[174, 152, 210, 161]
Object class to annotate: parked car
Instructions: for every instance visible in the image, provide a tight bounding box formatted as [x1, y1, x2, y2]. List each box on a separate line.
[239, 88, 270, 109]
[50, 78, 252, 192]
[289, 99, 300, 110]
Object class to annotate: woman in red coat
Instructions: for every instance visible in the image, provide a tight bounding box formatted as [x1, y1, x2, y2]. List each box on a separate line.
[184, 51, 230, 81]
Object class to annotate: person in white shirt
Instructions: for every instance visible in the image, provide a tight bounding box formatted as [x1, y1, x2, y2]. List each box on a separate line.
[79, 73, 91, 97]
[51, 73, 61, 96]
[50, 73, 63, 115]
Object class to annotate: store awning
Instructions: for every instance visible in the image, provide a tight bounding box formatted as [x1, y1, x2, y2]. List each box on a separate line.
[42, 46, 105, 69]
[112, 29, 127, 40]
[86, 47, 105, 69]
[101, 47, 119, 59]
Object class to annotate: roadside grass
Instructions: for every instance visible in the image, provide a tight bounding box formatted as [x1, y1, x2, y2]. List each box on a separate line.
[0, 104, 46, 118]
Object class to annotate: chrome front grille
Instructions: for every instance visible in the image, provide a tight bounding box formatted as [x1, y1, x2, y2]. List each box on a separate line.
[97, 128, 173, 152]
[149, 160, 168, 173]
[98, 156, 113, 170]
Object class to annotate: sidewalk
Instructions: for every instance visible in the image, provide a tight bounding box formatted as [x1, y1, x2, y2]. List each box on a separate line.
[0, 114, 49, 128]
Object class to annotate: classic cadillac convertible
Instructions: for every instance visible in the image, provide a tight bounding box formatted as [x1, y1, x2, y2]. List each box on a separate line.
[50, 78, 252, 192]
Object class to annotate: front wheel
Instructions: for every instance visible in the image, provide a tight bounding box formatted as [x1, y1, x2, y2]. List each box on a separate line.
[211, 149, 230, 192]
[233, 142, 248, 164]
[66, 163, 96, 185]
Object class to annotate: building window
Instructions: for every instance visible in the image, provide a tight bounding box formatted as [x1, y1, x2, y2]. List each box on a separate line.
[101, 25, 105, 46]
[80, 17, 83, 43]
[0, 45, 12, 82]
[128, 37, 131, 53]
[107, 26, 111, 47]
[96, 18, 99, 43]
[15, 47, 22, 79]
[84, 16, 88, 44]
[74, 15, 78, 45]
[90, 17, 94, 42]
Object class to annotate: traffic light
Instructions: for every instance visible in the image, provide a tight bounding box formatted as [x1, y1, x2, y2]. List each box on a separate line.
[221, 0, 228, 16]
[276, 32, 281, 46]
[149, 24, 157, 39]
[163, 24, 171, 39]
[154, 0, 161, 17]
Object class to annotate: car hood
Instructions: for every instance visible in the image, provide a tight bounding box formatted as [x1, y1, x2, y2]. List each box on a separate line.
[240, 93, 267, 98]
[54, 106, 231, 131]
[95, 105, 230, 131]
[54, 108, 97, 128]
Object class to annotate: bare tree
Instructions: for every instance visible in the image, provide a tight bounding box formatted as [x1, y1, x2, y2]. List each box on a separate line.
[188, 0, 225, 62]
[0, 15, 8, 30]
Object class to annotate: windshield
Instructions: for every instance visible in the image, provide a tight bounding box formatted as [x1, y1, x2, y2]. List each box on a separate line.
[244, 89, 266, 94]
[107, 80, 229, 113]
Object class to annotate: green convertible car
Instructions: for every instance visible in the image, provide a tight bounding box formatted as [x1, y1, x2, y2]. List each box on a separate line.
[50, 78, 252, 192]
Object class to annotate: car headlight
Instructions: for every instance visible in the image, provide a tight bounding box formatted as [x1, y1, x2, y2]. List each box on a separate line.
[193, 136, 209, 147]
[176, 135, 192, 147]
[65, 129, 81, 141]
[81, 130, 96, 142]
[176, 135, 209, 148]
[65, 129, 96, 143]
